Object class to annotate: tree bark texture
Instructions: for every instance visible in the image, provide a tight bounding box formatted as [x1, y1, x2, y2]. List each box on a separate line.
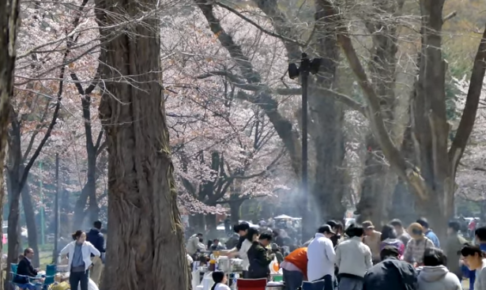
[1, 0, 20, 286]
[307, 0, 346, 233]
[94, 0, 188, 289]
[21, 179, 40, 267]
[324, 0, 486, 240]
[356, 0, 404, 226]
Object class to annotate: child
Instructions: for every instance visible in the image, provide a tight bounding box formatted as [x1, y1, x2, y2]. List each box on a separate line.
[211, 271, 230, 290]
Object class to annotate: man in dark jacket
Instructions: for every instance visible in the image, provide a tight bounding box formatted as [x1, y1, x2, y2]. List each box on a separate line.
[86, 221, 105, 286]
[248, 233, 274, 279]
[363, 246, 418, 290]
[14, 248, 38, 285]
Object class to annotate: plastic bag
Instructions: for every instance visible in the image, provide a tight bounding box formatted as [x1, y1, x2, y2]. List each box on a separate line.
[269, 256, 279, 274]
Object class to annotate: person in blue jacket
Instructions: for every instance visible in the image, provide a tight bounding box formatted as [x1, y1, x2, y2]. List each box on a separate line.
[417, 218, 440, 248]
[86, 221, 105, 285]
[464, 227, 486, 290]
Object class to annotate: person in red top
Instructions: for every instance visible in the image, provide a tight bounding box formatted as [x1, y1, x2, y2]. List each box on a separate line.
[281, 247, 307, 290]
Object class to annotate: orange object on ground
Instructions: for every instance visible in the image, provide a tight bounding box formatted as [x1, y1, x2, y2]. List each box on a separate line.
[284, 247, 308, 276]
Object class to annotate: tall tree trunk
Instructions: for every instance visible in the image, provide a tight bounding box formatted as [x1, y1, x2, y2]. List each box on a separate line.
[1, 0, 20, 287]
[21, 179, 40, 267]
[60, 189, 71, 238]
[356, 136, 396, 226]
[95, 0, 188, 289]
[356, 0, 404, 226]
[229, 200, 243, 225]
[307, 0, 346, 235]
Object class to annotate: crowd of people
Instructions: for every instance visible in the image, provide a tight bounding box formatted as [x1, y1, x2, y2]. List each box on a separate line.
[188, 217, 486, 290]
[13, 221, 106, 290]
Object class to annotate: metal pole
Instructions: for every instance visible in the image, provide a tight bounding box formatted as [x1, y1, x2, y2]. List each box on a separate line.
[53, 154, 59, 263]
[300, 53, 310, 240]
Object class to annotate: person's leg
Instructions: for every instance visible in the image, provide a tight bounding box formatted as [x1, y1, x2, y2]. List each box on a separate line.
[80, 270, 89, 290]
[69, 272, 80, 290]
[90, 257, 102, 285]
[338, 277, 363, 290]
[283, 269, 303, 290]
[289, 271, 304, 290]
[323, 274, 333, 290]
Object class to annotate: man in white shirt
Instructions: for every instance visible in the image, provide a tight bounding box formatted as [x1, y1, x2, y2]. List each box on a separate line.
[335, 224, 372, 290]
[307, 225, 336, 289]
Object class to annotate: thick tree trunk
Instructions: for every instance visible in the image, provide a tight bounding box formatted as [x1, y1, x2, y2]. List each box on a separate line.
[7, 172, 21, 282]
[189, 214, 205, 233]
[356, 137, 396, 226]
[1, 0, 20, 287]
[21, 179, 40, 267]
[306, 0, 346, 236]
[229, 200, 243, 225]
[72, 164, 96, 230]
[95, 0, 188, 289]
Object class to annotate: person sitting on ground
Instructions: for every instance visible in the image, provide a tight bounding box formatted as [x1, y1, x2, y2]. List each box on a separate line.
[363, 246, 417, 290]
[380, 224, 405, 259]
[14, 248, 41, 287]
[247, 231, 274, 279]
[211, 271, 231, 290]
[417, 217, 440, 248]
[335, 224, 372, 290]
[362, 221, 382, 264]
[461, 244, 486, 290]
[403, 223, 434, 266]
[390, 219, 411, 246]
[417, 247, 462, 290]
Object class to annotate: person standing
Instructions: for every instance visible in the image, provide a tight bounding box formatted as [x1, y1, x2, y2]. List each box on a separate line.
[390, 219, 411, 246]
[444, 221, 468, 280]
[247, 232, 274, 279]
[307, 225, 335, 289]
[380, 224, 405, 258]
[60, 230, 101, 290]
[86, 221, 105, 286]
[363, 221, 382, 264]
[417, 247, 462, 290]
[417, 218, 440, 248]
[403, 223, 434, 266]
[335, 224, 372, 290]
[463, 227, 486, 290]
[281, 247, 307, 290]
[363, 246, 417, 290]
[461, 245, 486, 290]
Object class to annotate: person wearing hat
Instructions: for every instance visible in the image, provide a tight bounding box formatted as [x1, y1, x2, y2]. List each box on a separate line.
[362, 246, 418, 290]
[403, 222, 434, 265]
[362, 221, 382, 264]
[307, 225, 336, 289]
[335, 224, 372, 290]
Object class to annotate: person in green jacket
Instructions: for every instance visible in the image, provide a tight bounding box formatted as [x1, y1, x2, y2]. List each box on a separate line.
[445, 220, 468, 280]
